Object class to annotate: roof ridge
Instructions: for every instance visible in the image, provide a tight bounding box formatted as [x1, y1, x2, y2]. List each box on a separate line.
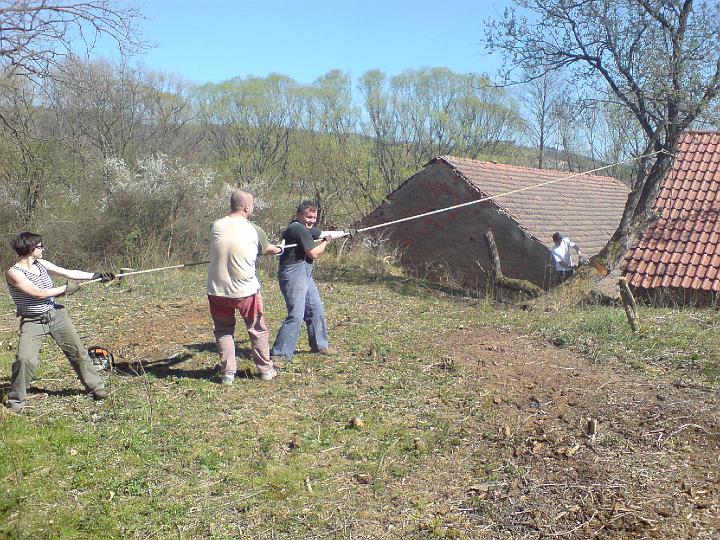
[435, 155, 618, 180]
[682, 130, 720, 135]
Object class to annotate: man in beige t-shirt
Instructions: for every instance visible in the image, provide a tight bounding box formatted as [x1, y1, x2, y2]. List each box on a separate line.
[207, 190, 282, 385]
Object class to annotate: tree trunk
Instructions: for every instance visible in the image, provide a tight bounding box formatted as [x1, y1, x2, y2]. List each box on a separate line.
[483, 229, 543, 298]
[590, 139, 676, 274]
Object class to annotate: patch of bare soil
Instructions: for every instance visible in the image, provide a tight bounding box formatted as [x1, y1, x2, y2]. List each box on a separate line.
[441, 328, 720, 539]
[105, 298, 719, 539]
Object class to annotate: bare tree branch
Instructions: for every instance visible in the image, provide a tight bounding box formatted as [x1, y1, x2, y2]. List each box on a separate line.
[485, 0, 720, 271]
[0, 1, 146, 80]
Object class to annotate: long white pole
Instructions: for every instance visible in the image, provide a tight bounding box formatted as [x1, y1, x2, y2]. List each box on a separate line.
[79, 260, 209, 287]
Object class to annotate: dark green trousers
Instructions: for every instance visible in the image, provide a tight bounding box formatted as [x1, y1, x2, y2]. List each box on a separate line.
[7, 307, 104, 407]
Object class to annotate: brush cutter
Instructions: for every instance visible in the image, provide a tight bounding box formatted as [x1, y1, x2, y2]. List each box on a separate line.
[88, 345, 114, 370]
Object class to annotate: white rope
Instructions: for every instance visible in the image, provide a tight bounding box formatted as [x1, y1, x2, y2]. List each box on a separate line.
[357, 150, 662, 234]
[281, 149, 661, 249]
[79, 261, 209, 286]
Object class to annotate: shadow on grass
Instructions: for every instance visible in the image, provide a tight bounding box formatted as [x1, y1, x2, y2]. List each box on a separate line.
[317, 264, 488, 302]
[28, 387, 86, 398]
[111, 342, 259, 381]
[185, 342, 216, 354]
[0, 384, 86, 400]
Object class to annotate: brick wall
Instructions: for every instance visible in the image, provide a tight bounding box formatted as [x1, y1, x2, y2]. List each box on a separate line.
[359, 162, 553, 289]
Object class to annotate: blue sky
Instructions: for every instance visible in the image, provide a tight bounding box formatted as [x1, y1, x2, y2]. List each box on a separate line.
[111, 0, 511, 84]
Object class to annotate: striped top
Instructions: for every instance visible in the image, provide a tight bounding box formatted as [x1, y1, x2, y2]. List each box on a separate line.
[8, 261, 55, 317]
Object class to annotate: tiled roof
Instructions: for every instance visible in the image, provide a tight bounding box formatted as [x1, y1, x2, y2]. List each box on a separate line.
[625, 131, 720, 292]
[434, 156, 630, 256]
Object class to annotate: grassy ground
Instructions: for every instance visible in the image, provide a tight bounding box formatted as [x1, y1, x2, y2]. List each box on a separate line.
[0, 257, 718, 539]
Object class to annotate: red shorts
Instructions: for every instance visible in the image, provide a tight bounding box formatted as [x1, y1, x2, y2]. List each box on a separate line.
[208, 293, 263, 323]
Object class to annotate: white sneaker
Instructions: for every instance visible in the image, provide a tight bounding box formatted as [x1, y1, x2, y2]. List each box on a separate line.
[221, 373, 235, 386]
[259, 368, 277, 381]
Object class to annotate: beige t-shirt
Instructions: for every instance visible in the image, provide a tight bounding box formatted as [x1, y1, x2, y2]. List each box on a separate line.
[207, 215, 269, 298]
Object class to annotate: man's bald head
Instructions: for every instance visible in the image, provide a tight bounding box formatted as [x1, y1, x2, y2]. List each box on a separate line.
[230, 189, 253, 213]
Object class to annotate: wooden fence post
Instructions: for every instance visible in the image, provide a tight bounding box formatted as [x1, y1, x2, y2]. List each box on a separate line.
[618, 277, 640, 332]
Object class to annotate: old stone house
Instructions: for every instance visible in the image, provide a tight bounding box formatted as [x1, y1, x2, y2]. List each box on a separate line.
[357, 156, 630, 290]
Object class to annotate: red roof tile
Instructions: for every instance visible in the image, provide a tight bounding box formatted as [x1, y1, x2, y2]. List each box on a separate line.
[625, 131, 720, 292]
[433, 156, 630, 257]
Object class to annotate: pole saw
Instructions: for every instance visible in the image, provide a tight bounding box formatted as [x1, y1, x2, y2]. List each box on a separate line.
[78, 260, 210, 287]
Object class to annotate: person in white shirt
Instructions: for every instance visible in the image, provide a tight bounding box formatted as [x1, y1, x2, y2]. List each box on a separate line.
[207, 190, 283, 385]
[550, 232, 582, 284]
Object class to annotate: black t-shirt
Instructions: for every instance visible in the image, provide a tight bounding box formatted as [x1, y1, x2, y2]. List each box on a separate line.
[279, 221, 321, 265]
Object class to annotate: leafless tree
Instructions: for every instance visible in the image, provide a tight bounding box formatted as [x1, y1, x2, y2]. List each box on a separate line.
[487, 0, 720, 271]
[579, 99, 645, 183]
[44, 58, 196, 162]
[520, 68, 565, 169]
[0, 0, 145, 133]
[0, 1, 144, 78]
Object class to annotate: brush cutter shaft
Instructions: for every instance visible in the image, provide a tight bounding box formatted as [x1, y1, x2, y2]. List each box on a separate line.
[115, 261, 209, 278]
[78, 261, 210, 287]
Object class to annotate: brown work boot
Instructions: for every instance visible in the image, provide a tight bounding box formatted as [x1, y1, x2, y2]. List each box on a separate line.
[314, 347, 338, 356]
[90, 387, 108, 400]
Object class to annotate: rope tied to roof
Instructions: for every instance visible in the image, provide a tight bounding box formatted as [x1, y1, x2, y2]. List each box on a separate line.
[279, 149, 666, 250]
[356, 149, 665, 236]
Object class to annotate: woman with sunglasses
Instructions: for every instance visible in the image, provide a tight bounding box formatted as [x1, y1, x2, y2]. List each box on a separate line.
[4, 232, 115, 413]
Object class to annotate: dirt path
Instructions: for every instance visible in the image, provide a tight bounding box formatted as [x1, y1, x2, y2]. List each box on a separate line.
[104, 297, 720, 538]
[444, 327, 720, 538]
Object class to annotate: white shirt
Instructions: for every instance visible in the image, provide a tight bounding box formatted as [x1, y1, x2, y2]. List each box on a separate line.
[207, 216, 268, 298]
[551, 237, 578, 272]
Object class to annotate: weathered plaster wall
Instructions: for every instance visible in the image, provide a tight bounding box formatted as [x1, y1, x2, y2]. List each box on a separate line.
[359, 163, 553, 289]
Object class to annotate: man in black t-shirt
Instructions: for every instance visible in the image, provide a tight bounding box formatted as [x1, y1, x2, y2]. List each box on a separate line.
[271, 201, 336, 362]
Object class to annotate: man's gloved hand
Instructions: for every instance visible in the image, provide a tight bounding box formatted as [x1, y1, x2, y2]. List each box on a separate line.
[63, 281, 80, 296]
[344, 228, 358, 239]
[92, 272, 115, 283]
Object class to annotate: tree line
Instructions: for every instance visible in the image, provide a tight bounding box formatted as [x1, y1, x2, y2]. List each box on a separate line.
[1, 0, 718, 275]
[0, 59, 650, 269]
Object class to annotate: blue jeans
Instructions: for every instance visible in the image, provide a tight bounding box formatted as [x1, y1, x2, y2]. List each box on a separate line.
[271, 262, 328, 360]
